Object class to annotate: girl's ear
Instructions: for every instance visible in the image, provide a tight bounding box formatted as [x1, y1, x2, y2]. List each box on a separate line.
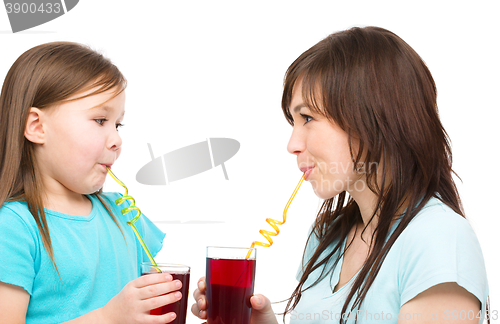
[24, 107, 45, 144]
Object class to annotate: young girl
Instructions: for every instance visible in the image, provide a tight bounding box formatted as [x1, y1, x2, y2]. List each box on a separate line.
[0, 42, 182, 323]
[191, 27, 490, 323]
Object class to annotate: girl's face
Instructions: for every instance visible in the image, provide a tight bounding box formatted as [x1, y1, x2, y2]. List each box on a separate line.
[287, 82, 363, 199]
[35, 87, 125, 197]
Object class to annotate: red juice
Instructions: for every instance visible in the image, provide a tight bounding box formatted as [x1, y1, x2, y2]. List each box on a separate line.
[142, 272, 190, 324]
[206, 257, 256, 324]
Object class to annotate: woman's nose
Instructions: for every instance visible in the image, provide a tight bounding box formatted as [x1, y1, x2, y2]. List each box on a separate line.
[287, 128, 305, 155]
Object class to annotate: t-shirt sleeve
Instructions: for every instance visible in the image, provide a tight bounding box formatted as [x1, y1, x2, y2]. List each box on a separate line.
[137, 214, 165, 262]
[0, 205, 38, 295]
[398, 208, 488, 310]
[102, 192, 165, 262]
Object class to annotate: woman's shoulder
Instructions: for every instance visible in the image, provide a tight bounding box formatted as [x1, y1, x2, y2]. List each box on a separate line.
[395, 196, 488, 308]
[400, 196, 474, 242]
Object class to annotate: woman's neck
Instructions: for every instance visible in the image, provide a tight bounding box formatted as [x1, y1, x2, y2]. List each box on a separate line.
[348, 182, 407, 243]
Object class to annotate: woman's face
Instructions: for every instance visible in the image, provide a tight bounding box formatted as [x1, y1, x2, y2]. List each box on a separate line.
[287, 82, 364, 199]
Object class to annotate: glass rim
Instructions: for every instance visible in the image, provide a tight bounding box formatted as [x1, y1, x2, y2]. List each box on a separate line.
[141, 262, 191, 270]
[206, 246, 256, 250]
[206, 246, 256, 260]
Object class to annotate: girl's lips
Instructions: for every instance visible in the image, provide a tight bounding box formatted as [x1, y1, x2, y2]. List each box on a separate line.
[100, 164, 111, 171]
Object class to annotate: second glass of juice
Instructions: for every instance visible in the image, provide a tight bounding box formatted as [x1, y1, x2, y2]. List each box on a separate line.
[206, 246, 256, 324]
[141, 263, 190, 324]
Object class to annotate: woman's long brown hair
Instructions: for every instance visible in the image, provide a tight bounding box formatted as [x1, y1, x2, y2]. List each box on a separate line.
[281, 27, 489, 322]
[0, 42, 127, 273]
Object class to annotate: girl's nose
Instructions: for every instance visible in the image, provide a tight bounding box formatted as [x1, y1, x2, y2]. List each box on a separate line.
[287, 128, 305, 155]
[108, 129, 122, 152]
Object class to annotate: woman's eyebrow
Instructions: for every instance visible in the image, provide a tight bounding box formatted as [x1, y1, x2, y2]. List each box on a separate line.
[292, 103, 306, 114]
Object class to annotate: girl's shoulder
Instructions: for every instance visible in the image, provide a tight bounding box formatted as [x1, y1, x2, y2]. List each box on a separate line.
[0, 200, 40, 250]
[0, 199, 36, 226]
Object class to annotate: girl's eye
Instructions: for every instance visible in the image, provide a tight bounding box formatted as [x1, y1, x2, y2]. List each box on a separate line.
[300, 113, 313, 124]
[115, 123, 124, 130]
[95, 118, 106, 125]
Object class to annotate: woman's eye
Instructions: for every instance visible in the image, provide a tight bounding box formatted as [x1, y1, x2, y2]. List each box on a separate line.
[300, 113, 313, 124]
[115, 123, 124, 130]
[95, 118, 106, 125]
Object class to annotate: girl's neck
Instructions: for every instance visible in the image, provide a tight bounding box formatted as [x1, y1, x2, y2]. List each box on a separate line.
[43, 192, 93, 216]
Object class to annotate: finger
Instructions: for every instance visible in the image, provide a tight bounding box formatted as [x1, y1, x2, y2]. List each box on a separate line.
[193, 288, 206, 302]
[146, 312, 177, 324]
[143, 291, 182, 312]
[250, 294, 271, 310]
[139, 280, 182, 300]
[249, 294, 278, 323]
[135, 273, 173, 288]
[191, 302, 208, 319]
[197, 277, 206, 293]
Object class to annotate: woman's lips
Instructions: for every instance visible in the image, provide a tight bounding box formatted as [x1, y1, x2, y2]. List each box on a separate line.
[300, 166, 314, 180]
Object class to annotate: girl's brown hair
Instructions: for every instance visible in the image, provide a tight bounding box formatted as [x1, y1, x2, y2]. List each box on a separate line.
[0, 41, 127, 272]
[282, 26, 489, 322]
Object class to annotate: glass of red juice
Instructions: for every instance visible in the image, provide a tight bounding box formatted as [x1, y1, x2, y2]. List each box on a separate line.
[141, 263, 190, 324]
[206, 246, 256, 324]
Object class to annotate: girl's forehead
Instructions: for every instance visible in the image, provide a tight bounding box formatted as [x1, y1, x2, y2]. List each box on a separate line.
[47, 90, 125, 117]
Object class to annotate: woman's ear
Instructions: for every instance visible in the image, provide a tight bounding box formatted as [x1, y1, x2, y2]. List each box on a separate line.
[24, 107, 45, 144]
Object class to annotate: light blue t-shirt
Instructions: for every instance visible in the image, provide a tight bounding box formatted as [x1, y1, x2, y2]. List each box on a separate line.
[291, 197, 489, 323]
[0, 192, 165, 324]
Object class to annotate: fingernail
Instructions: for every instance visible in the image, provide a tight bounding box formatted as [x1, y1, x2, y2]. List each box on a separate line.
[198, 298, 202, 306]
[165, 274, 173, 281]
[175, 281, 182, 289]
[170, 312, 177, 320]
[254, 296, 262, 306]
[175, 291, 182, 299]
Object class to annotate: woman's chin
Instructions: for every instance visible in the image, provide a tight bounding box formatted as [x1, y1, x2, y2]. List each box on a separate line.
[312, 186, 342, 200]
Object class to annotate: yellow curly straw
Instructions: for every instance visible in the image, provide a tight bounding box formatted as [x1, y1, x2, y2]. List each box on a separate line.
[106, 167, 160, 271]
[246, 174, 305, 259]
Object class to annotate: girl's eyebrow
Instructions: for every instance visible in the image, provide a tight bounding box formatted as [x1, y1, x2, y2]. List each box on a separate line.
[89, 105, 125, 117]
[90, 104, 111, 111]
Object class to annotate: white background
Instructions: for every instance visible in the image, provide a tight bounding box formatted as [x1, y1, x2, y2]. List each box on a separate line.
[1, 1, 498, 322]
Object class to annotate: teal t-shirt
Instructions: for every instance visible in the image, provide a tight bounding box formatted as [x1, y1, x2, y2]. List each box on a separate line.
[292, 197, 489, 323]
[0, 192, 165, 324]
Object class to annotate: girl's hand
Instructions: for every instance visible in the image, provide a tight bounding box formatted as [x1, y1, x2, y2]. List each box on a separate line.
[191, 277, 278, 324]
[101, 273, 183, 324]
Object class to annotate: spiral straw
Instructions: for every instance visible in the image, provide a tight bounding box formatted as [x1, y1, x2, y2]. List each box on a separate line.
[245, 174, 305, 259]
[106, 167, 160, 272]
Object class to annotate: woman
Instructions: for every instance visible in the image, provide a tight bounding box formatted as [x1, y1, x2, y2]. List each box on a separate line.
[192, 26, 489, 323]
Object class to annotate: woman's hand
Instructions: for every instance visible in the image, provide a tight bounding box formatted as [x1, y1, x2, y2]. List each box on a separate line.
[191, 276, 208, 319]
[100, 273, 183, 324]
[191, 276, 278, 324]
